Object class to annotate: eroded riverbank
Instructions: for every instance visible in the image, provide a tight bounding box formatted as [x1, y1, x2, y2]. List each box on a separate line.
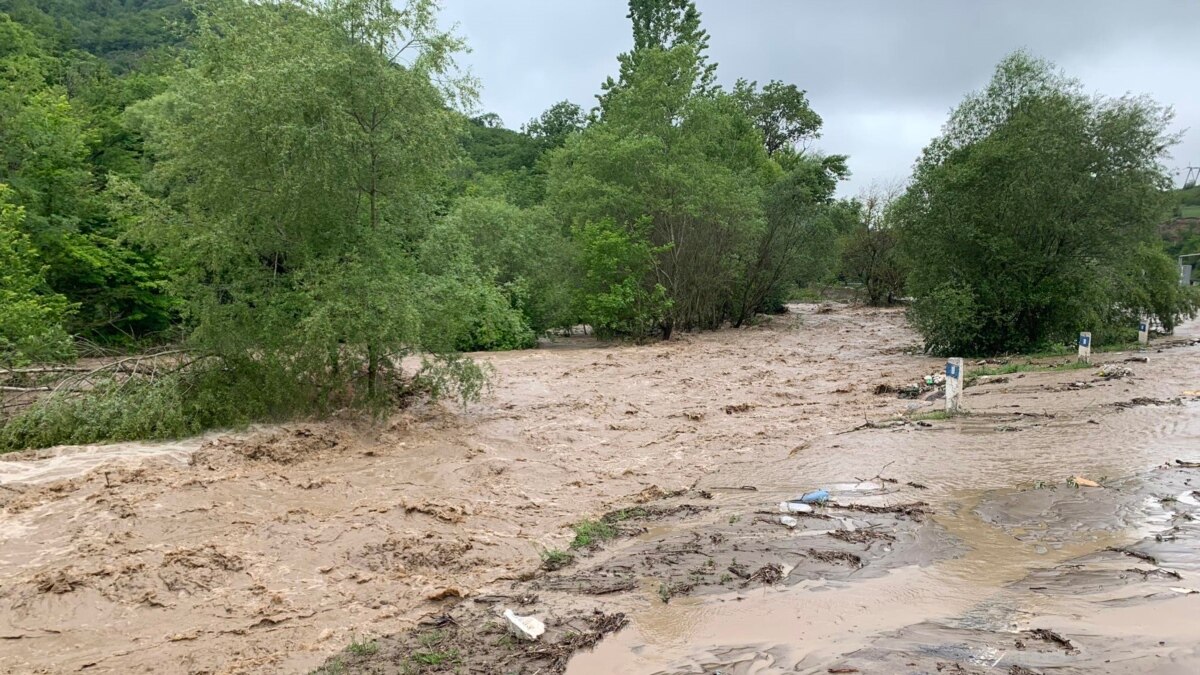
[2, 305, 1198, 674]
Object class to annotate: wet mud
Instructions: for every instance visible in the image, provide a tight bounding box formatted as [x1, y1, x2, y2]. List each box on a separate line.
[2, 305, 1199, 674]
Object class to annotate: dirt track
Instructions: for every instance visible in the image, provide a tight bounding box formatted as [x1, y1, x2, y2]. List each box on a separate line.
[2, 304, 1199, 674]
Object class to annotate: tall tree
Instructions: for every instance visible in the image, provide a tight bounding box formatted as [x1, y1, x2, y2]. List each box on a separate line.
[896, 51, 1195, 354]
[599, 0, 714, 111]
[134, 0, 481, 398]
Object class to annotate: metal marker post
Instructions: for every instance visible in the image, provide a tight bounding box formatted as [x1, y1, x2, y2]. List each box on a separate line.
[1138, 318, 1149, 346]
[945, 357, 964, 413]
[1078, 332, 1091, 363]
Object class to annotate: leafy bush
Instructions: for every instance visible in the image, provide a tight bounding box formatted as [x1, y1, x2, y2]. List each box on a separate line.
[907, 282, 980, 355]
[573, 219, 671, 338]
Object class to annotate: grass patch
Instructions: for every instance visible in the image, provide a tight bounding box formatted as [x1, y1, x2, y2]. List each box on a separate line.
[312, 659, 346, 675]
[413, 649, 460, 666]
[964, 359, 1090, 387]
[570, 519, 618, 549]
[347, 634, 378, 656]
[539, 548, 574, 570]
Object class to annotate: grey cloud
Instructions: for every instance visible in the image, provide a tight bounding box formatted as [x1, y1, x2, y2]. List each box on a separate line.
[439, 0, 1200, 194]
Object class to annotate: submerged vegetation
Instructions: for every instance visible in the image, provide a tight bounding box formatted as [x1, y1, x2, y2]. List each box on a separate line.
[1, 0, 1196, 450]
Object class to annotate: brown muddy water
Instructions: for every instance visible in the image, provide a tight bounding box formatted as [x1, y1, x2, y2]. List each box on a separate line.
[1, 304, 1198, 674]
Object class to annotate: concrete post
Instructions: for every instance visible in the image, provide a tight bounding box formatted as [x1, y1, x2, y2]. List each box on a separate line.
[1078, 332, 1091, 363]
[1138, 318, 1149, 345]
[945, 357, 964, 413]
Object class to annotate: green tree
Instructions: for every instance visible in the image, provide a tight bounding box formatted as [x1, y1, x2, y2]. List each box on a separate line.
[134, 0, 480, 399]
[523, 100, 586, 150]
[421, 195, 573, 341]
[839, 184, 907, 306]
[897, 51, 1195, 354]
[732, 79, 823, 157]
[548, 40, 772, 336]
[0, 12, 173, 342]
[0, 185, 73, 366]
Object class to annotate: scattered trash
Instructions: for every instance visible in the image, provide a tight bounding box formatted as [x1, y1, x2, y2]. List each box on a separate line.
[1124, 356, 1149, 363]
[798, 489, 829, 504]
[779, 501, 814, 514]
[503, 608, 545, 641]
[1170, 587, 1198, 595]
[1185, 390, 1200, 398]
[1176, 459, 1200, 469]
[1070, 476, 1101, 488]
[779, 515, 799, 528]
[1097, 364, 1133, 380]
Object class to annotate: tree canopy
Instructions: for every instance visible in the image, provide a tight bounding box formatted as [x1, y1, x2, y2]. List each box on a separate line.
[896, 51, 1195, 354]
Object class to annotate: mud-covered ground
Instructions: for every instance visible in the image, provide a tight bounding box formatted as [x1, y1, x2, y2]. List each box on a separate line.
[2, 304, 1199, 674]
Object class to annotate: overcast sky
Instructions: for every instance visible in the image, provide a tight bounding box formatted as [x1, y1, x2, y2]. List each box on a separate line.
[438, 0, 1200, 196]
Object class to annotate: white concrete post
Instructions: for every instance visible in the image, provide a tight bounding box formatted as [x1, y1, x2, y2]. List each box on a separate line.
[1138, 318, 1149, 345]
[1077, 332, 1091, 363]
[945, 357, 964, 413]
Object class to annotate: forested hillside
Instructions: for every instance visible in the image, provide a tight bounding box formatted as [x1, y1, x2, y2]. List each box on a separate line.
[1, 0, 1195, 450]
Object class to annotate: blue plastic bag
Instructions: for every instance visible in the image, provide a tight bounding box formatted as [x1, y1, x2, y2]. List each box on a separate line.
[799, 489, 829, 504]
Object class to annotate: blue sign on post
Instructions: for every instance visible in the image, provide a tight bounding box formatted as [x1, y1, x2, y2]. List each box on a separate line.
[945, 362, 960, 379]
[1079, 335, 1090, 347]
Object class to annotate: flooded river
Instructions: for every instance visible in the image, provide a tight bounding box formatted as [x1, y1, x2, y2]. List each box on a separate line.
[2, 305, 1198, 674]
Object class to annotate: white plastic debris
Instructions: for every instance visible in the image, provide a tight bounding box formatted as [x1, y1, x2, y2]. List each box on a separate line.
[503, 608, 545, 641]
[779, 515, 799, 528]
[1170, 587, 1198, 595]
[778, 501, 814, 514]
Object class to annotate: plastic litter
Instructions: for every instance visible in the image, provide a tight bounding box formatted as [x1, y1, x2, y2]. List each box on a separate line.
[798, 489, 829, 504]
[1071, 476, 1101, 488]
[503, 608, 545, 641]
[778, 500, 814, 514]
[779, 515, 799, 528]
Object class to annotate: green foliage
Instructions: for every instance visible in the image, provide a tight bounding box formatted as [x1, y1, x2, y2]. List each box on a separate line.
[1, 0, 189, 70]
[423, 195, 574, 337]
[573, 219, 671, 337]
[134, 0, 481, 400]
[732, 78, 823, 156]
[549, 2, 846, 337]
[0, 185, 73, 366]
[0, 359, 295, 451]
[838, 187, 907, 305]
[898, 51, 1189, 355]
[570, 519, 618, 548]
[539, 548, 574, 570]
[732, 157, 848, 323]
[347, 635, 379, 656]
[0, 12, 174, 343]
[523, 100, 586, 150]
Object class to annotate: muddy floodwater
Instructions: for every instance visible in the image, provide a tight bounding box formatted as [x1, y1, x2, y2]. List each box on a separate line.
[2, 304, 1198, 674]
